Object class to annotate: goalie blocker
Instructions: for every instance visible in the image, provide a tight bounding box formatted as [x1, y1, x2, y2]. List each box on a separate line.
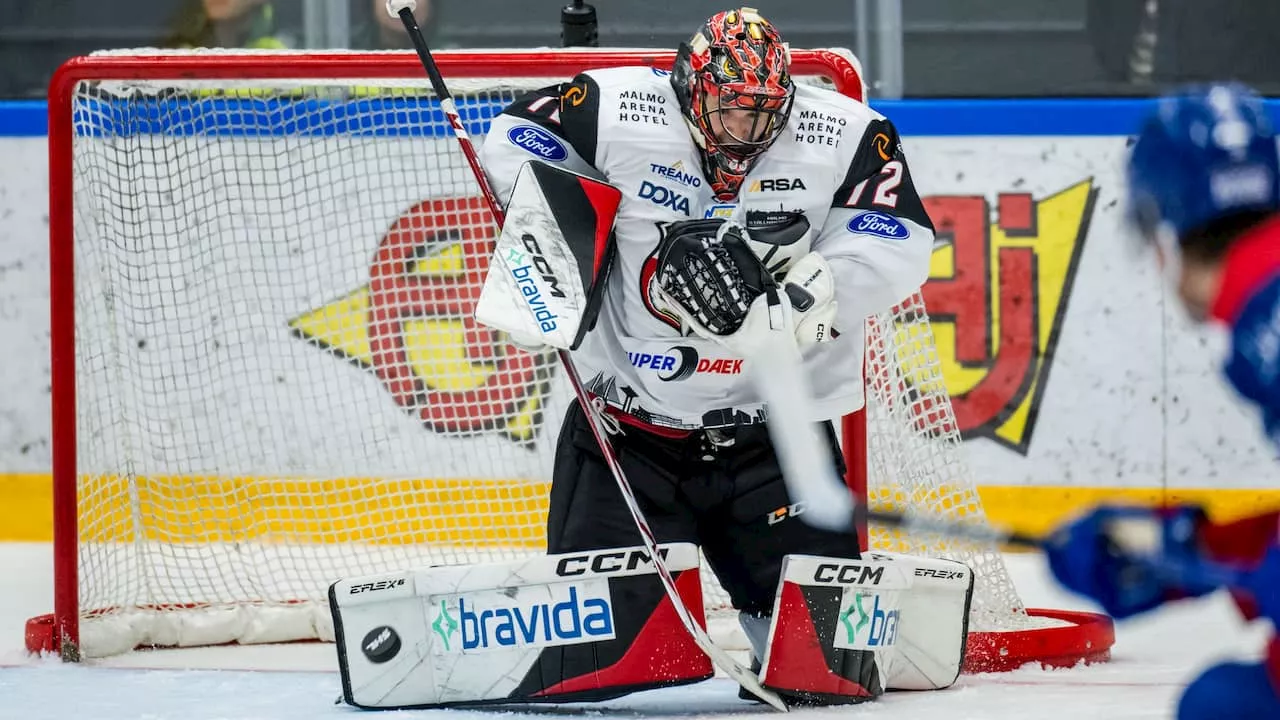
[330, 547, 972, 709]
[473, 159, 621, 351]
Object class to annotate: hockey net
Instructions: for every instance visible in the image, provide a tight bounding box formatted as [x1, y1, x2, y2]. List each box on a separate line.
[32, 48, 1109, 666]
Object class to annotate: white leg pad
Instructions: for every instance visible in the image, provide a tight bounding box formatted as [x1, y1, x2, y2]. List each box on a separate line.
[870, 551, 974, 690]
[757, 552, 973, 702]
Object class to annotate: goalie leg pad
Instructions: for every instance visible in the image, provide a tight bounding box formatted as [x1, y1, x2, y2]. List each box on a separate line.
[755, 552, 973, 706]
[330, 543, 712, 709]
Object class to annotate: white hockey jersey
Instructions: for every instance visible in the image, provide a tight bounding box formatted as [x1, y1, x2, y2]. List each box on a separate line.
[479, 66, 935, 431]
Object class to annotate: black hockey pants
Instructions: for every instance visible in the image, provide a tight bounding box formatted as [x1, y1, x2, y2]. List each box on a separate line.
[546, 402, 862, 616]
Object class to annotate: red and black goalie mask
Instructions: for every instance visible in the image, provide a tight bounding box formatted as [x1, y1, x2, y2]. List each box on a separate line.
[672, 7, 796, 200]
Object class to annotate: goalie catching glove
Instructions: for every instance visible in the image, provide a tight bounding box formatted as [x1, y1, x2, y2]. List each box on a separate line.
[652, 216, 837, 355]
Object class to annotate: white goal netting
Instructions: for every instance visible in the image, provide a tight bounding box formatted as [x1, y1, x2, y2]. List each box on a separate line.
[54, 49, 1036, 658]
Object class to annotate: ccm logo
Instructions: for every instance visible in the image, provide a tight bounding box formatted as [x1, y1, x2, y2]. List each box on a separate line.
[349, 578, 407, 594]
[812, 563, 884, 585]
[914, 567, 965, 580]
[556, 548, 670, 576]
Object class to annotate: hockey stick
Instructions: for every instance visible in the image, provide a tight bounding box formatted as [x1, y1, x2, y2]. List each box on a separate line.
[747, 285, 854, 532]
[858, 504, 1043, 550]
[386, 2, 787, 710]
[858, 503, 1257, 593]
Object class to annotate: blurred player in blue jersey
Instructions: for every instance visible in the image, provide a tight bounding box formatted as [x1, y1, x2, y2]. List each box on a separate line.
[1044, 83, 1280, 719]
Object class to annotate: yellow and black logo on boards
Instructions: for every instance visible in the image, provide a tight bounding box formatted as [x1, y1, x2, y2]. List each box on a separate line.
[288, 196, 556, 446]
[911, 180, 1096, 454]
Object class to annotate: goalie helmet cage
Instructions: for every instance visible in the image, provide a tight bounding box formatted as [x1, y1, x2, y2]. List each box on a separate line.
[28, 48, 1112, 671]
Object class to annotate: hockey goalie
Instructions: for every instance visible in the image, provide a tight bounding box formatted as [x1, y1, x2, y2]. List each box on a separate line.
[330, 5, 974, 710]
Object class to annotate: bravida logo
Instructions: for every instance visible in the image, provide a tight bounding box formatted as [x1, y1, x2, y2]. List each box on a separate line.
[837, 593, 899, 650]
[433, 600, 459, 650]
[638, 180, 691, 215]
[848, 210, 910, 239]
[432, 583, 616, 653]
[505, 236, 565, 333]
[507, 125, 568, 161]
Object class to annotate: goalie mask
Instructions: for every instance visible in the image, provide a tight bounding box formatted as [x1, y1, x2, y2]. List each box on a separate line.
[672, 7, 795, 200]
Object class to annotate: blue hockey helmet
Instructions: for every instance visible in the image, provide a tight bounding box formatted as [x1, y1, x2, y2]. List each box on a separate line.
[1128, 83, 1280, 248]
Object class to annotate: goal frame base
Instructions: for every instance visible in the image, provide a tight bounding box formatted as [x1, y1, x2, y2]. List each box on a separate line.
[25, 613, 76, 660]
[28, 606, 1116, 673]
[963, 608, 1115, 673]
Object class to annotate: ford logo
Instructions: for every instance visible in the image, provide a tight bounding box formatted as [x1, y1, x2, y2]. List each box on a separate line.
[847, 211, 910, 240]
[506, 125, 568, 161]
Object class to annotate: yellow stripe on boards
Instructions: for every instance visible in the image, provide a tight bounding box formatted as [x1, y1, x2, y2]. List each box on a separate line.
[3, 473, 1279, 546]
[1, 474, 54, 541]
[3, 473, 550, 546]
[971, 485, 1280, 540]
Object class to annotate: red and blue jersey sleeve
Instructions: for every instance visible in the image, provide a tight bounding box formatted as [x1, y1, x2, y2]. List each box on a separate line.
[1210, 217, 1280, 448]
[1198, 511, 1280, 691]
[1205, 218, 1280, 690]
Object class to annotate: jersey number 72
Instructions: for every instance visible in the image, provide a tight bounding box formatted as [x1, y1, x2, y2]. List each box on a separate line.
[843, 160, 904, 210]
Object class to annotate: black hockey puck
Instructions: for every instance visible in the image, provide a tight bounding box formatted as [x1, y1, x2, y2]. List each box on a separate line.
[361, 625, 402, 664]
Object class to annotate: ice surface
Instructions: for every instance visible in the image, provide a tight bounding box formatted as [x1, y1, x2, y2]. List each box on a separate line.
[1, 544, 1269, 720]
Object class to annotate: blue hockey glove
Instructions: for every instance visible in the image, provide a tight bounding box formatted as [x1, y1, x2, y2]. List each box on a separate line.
[1044, 505, 1208, 619]
[1241, 544, 1280, 627]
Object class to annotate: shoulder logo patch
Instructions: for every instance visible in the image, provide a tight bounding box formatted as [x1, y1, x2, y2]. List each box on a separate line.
[848, 210, 910, 239]
[507, 125, 568, 161]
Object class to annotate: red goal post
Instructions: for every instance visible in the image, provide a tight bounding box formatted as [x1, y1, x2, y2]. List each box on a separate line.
[30, 47, 1111, 671]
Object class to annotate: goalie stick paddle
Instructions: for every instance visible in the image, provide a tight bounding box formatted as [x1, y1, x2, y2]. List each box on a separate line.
[387, 2, 787, 711]
[747, 286, 855, 532]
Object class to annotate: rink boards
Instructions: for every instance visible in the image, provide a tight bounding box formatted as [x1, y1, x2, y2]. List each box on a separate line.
[4, 97, 1280, 542]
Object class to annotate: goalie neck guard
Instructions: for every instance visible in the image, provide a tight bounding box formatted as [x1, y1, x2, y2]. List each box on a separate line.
[671, 7, 795, 201]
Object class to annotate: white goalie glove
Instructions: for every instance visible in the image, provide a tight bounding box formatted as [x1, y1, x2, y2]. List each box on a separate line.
[729, 251, 838, 353]
[652, 217, 837, 355]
